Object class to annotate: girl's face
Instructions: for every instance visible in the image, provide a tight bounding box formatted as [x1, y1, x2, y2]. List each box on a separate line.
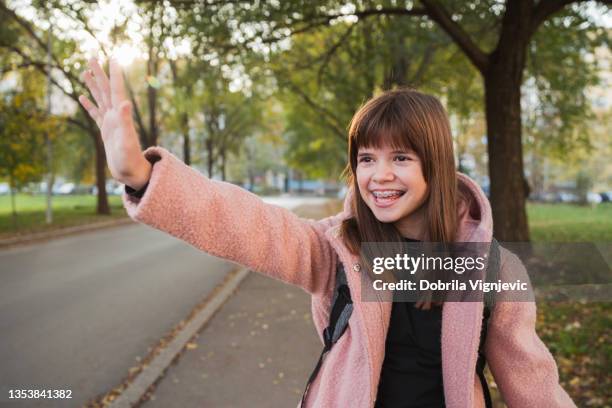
[356, 145, 429, 236]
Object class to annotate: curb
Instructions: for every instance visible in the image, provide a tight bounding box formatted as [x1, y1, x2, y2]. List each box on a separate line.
[108, 267, 251, 408]
[0, 217, 134, 249]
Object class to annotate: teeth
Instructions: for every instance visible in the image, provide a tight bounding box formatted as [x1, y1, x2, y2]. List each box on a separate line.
[373, 191, 403, 198]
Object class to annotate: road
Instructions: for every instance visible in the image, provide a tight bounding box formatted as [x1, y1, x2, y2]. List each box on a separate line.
[0, 195, 330, 407]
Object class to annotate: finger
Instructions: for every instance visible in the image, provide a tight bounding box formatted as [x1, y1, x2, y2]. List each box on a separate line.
[118, 100, 133, 124]
[78, 95, 101, 126]
[81, 70, 106, 112]
[109, 58, 127, 107]
[89, 58, 111, 109]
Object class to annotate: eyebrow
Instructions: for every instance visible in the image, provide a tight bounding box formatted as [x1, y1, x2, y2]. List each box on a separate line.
[357, 149, 412, 156]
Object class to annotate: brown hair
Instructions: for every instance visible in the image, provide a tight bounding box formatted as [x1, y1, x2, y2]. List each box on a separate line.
[340, 88, 459, 257]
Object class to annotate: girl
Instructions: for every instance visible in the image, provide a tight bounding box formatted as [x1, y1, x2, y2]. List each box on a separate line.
[79, 58, 575, 408]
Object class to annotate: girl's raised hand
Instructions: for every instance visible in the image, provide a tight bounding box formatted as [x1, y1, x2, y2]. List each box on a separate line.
[79, 58, 151, 190]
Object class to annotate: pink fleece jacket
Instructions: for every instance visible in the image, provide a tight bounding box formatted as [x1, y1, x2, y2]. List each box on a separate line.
[122, 147, 575, 408]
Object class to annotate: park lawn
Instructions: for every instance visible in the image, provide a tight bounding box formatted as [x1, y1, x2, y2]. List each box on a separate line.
[0, 194, 126, 239]
[529, 204, 611, 407]
[486, 203, 611, 406]
[528, 202, 612, 242]
[535, 302, 610, 407]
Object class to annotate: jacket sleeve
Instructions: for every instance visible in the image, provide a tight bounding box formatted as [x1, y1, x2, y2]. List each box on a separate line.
[122, 146, 338, 296]
[485, 250, 576, 408]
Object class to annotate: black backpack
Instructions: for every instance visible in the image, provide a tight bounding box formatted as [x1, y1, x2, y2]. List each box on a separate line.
[300, 239, 501, 408]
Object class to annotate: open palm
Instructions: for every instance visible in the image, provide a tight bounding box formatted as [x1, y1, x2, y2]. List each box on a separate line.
[79, 58, 151, 190]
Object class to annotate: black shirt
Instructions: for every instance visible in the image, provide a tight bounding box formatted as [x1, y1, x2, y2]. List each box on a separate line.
[374, 300, 445, 408]
[375, 238, 445, 408]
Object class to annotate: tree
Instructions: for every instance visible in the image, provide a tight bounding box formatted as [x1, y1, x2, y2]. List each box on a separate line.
[0, 70, 61, 224]
[268, 11, 482, 180]
[0, 0, 112, 214]
[227, 0, 608, 241]
[194, 65, 263, 179]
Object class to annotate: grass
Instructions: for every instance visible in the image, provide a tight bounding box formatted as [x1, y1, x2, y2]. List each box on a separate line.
[528, 202, 612, 242]
[0, 194, 126, 239]
[530, 203, 611, 408]
[491, 203, 611, 406]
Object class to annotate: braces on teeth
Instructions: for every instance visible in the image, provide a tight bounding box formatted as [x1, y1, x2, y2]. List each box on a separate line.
[373, 191, 404, 198]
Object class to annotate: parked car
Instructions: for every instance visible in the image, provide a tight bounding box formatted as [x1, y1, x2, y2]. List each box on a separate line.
[91, 183, 125, 196]
[586, 192, 602, 204]
[53, 183, 76, 195]
[113, 184, 125, 195]
[600, 191, 612, 203]
[555, 192, 579, 203]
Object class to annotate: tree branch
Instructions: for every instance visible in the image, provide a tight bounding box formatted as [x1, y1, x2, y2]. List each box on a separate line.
[55, 0, 111, 58]
[0, 2, 84, 87]
[279, 77, 346, 141]
[419, 0, 489, 73]
[2, 44, 100, 139]
[260, 7, 426, 45]
[317, 23, 355, 85]
[409, 44, 437, 85]
[529, 0, 591, 39]
[123, 71, 148, 144]
[66, 116, 89, 132]
[1, 44, 77, 101]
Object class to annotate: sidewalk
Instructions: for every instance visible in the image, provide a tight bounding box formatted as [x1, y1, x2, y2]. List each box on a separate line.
[138, 202, 341, 408]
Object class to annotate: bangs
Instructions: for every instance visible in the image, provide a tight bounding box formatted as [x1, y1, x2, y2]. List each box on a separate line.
[351, 96, 419, 154]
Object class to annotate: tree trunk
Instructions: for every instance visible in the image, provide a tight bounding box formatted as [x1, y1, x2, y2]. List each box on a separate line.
[484, 47, 530, 241]
[146, 59, 159, 148]
[93, 134, 110, 215]
[220, 147, 226, 181]
[383, 36, 408, 90]
[182, 113, 191, 166]
[143, 5, 159, 149]
[247, 169, 255, 191]
[206, 138, 214, 178]
[9, 175, 17, 228]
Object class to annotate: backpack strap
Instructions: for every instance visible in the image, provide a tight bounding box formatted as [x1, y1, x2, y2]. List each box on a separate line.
[483, 238, 500, 311]
[477, 238, 500, 408]
[301, 240, 500, 408]
[300, 262, 353, 407]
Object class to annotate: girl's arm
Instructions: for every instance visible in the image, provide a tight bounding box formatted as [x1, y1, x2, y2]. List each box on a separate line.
[122, 146, 338, 295]
[78, 58, 337, 296]
[485, 251, 576, 408]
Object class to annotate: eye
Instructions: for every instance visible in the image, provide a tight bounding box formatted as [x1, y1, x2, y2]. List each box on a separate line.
[358, 156, 373, 163]
[394, 155, 411, 162]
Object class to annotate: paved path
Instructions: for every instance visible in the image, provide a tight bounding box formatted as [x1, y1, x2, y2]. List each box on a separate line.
[0, 195, 329, 408]
[142, 270, 321, 408]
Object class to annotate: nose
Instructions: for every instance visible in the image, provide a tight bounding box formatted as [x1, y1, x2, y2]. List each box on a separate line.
[372, 161, 395, 183]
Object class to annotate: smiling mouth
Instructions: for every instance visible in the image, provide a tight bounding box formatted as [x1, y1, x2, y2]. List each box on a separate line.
[371, 190, 406, 206]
